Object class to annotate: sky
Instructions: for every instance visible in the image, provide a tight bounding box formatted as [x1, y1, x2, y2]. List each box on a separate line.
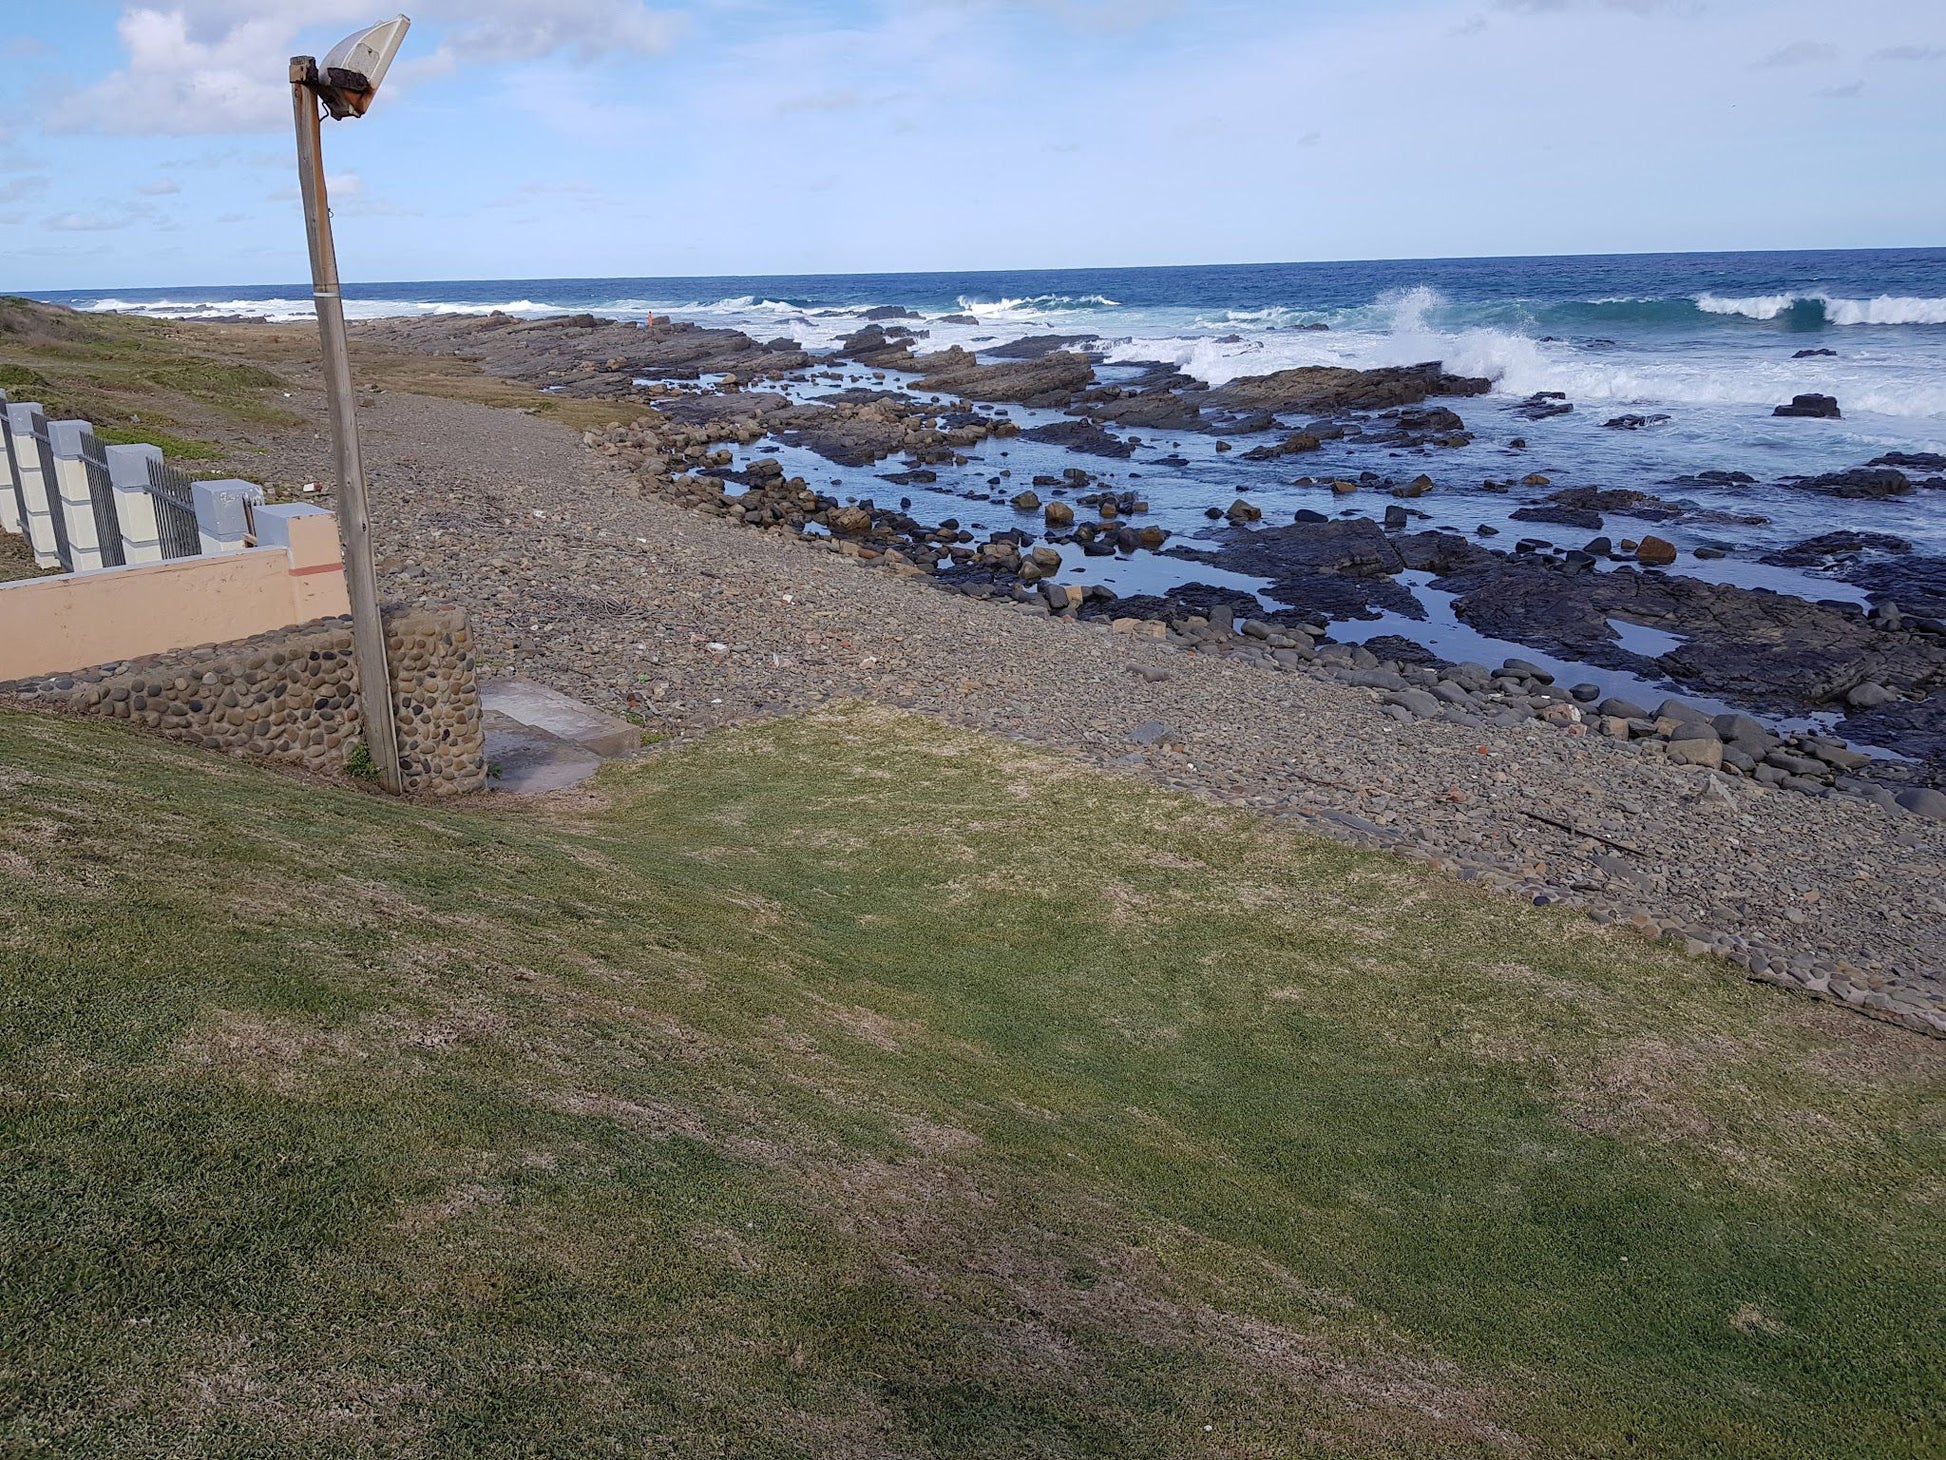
[1, 0, 1942, 291]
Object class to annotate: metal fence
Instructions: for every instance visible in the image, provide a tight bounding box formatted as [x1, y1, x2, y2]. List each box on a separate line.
[79, 431, 126, 569]
[144, 455, 203, 560]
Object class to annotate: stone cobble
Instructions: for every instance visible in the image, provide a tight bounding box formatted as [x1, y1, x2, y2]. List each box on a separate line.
[0, 607, 487, 796]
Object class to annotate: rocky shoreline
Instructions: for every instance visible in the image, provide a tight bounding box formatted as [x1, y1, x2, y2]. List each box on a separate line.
[260, 338, 1946, 1038]
[353, 311, 1945, 799]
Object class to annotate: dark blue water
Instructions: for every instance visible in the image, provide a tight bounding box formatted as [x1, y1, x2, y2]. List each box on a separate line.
[27, 246, 1946, 331]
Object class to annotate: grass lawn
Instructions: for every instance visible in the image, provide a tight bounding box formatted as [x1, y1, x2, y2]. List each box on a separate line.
[1, 705, 1940, 1458]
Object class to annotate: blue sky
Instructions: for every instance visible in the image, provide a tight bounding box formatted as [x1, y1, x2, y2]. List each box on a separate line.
[2, 0, 1942, 290]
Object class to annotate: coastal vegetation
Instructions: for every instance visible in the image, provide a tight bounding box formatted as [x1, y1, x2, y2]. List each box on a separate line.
[2, 704, 1940, 1457]
[0, 297, 667, 475]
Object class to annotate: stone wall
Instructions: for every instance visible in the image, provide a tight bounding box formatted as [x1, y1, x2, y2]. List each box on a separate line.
[0, 606, 487, 795]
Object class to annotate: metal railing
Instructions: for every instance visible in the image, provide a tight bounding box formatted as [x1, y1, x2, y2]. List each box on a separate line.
[144, 455, 203, 560]
[79, 431, 126, 569]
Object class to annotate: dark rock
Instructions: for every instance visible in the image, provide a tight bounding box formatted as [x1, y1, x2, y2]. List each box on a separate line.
[1188, 517, 1424, 621]
[1362, 635, 1443, 668]
[912, 347, 1094, 407]
[1511, 505, 1604, 530]
[984, 333, 1101, 361]
[1792, 348, 1837, 359]
[1199, 361, 1490, 418]
[836, 324, 921, 369]
[1422, 550, 1946, 767]
[1759, 531, 1913, 569]
[1545, 486, 1685, 522]
[1512, 392, 1573, 420]
[1773, 393, 1841, 419]
[1019, 420, 1135, 458]
[1603, 413, 1671, 430]
[1241, 431, 1323, 461]
[1793, 467, 1911, 500]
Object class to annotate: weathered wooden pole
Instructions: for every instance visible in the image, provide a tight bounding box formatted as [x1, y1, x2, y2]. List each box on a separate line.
[290, 54, 403, 793]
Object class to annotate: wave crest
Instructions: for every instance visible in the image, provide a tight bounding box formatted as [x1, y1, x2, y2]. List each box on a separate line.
[1696, 291, 1946, 326]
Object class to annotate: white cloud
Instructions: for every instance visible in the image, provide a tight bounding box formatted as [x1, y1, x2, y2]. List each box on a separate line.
[1870, 44, 1945, 62]
[46, 210, 146, 232]
[427, 0, 685, 65]
[1753, 39, 1840, 69]
[51, 1, 686, 136]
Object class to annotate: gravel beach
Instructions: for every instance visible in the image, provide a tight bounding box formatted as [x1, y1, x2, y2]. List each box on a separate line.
[262, 385, 1946, 1036]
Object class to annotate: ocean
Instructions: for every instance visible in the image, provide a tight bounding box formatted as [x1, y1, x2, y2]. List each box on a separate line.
[29, 249, 1946, 650]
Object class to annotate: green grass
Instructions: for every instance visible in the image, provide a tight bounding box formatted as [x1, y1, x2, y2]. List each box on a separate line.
[0, 298, 302, 451]
[90, 423, 227, 460]
[1, 705, 1940, 1458]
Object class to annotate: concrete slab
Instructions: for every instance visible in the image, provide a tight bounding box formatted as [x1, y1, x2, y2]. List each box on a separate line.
[483, 710, 605, 795]
[481, 678, 640, 758]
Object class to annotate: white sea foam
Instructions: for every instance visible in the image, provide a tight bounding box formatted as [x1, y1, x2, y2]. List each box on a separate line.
[81, 295, 588, 323]
[1696, 291, 1946, 326]
[1695, 292, 1801, 321]
[955, 293, 1120, 321]
[1104, 282, 1946, 419]
[1822, 294, 1946, 326]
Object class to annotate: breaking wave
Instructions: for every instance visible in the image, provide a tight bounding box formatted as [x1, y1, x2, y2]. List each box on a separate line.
[1696, 292, 1946, 326]
[1104, 284, 1946, 418]
[955, 293, 1121, 320]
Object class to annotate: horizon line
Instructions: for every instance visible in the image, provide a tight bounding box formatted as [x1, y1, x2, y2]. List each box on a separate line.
[14, 242, 1946, 299]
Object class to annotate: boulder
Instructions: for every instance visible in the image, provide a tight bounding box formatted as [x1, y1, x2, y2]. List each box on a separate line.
[1635, 535, 1678, 566]
[1774, 393, 1841, 419]
[1667, 737, 1724, 769]
[1044, 501, 1075, 528]
[826, 506, 873, 535]
[1895, 788, 1946, 821]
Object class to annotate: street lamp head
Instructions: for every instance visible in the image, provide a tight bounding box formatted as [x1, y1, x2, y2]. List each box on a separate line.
[312, 15, 411, 119]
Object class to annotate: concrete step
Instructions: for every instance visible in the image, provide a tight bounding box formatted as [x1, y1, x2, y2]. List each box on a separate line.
[482, 710, 607, 795]
[481, 679, 640, 757]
